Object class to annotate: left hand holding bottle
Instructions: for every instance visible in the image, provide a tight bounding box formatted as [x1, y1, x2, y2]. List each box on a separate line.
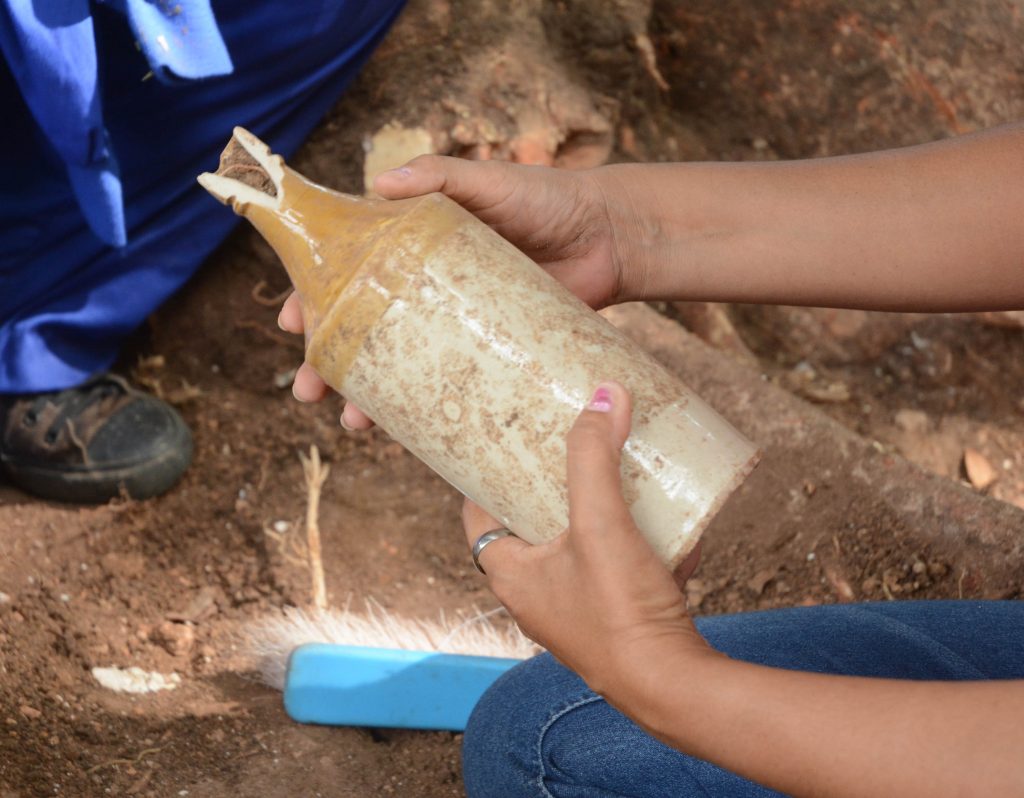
[466, 381, 714, 703]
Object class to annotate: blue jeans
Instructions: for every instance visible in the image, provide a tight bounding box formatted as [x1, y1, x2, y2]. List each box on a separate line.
[462, 601, 1024, 797]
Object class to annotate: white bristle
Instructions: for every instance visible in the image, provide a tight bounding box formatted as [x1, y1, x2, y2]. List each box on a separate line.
[245, 602, 539, 690]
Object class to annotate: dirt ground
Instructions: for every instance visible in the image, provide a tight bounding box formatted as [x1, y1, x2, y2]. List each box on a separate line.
[2, 1, 1023, 796]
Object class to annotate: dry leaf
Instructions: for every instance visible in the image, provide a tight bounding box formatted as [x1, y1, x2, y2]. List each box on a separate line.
[964, 448, 997, 490]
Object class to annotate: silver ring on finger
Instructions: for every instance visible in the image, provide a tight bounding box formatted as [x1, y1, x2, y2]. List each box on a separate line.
[471, 528, 516, 575]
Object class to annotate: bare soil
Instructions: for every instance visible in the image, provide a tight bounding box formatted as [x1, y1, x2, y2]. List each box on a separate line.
[2, 1, 1022, 795]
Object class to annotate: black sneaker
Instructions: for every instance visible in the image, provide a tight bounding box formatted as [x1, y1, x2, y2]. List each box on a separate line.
[0, 374, 193, 504]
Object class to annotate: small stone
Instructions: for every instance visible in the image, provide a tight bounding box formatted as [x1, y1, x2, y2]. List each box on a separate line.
[273, 367, 298, 389]
[380, 442, 404, 460]
[894, 409, 929, 433]
[912, 561, 927, 575]
[928, 562, 949, 577]
[152, 621, 195, 657]
[363, 125, 435, 195]
[272, 520, 289, 534]
[746, 569, 776, 596]
[0, 592, 9, 605]
[92, 666, 181, 694]
[19, 705, 41, 720]
[684, 578, 709, 610]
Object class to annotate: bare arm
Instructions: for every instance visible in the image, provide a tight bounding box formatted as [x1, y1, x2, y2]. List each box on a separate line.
[619, 645, 1024, 798]
[601, 122, 1024, 311]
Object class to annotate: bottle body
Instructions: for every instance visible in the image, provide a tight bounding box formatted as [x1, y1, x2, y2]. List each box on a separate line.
[310, 195, 757, 567]
[199, 129, 759, 568]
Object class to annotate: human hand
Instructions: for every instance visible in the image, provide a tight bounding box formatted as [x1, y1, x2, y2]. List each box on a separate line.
[462, 381, 714, 702]
[279, 154, 632, 426]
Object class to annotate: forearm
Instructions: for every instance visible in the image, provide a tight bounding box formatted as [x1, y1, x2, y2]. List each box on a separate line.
[614, 646, 1024, 798]
[598, 122, 1024, 311]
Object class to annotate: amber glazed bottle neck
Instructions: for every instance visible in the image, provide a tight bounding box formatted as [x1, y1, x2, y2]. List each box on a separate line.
[197, 126, 408, 337]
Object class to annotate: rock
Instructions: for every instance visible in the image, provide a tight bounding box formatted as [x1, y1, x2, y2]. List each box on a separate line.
[737, 306, 924, 365]
[273, 367, 297, 389]
[964, 448, 997, 490]
[894, 409, 929, 434]
[784, 362, 851, 403]
[165, 587, 218, 624]
[18, 705, 41, 720]
[672, 302, 759, 365]
[152, 621, 196, 657]
[684, 578, 709, 610]
[362, 125, 435, 196]
[746, 568, 776, 596]
[823, 564, 856, 602]
[91, 666, 181, 694]
[970, 311, 1024, 329]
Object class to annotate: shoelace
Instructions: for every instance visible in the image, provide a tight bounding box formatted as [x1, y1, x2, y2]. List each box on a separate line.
[22, 376, 130, 446]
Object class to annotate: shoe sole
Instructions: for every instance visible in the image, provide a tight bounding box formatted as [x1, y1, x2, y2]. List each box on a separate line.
[1, 422, 193, 504]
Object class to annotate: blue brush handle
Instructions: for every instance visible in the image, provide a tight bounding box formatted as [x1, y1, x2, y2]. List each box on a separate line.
[284, 643, 523, 731]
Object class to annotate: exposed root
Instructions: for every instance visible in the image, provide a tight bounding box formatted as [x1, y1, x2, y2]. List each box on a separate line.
[299, 445, 329, 611]
[250, 279, 293, 308]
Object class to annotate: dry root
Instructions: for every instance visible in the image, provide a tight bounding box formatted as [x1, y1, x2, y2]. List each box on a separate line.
[299, 445, 330, 611]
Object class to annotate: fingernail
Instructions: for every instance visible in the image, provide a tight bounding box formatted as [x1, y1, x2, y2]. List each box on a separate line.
[339, 414, 354, 431]
[292, 385, 307, 403]
[386, 166, 412, 178]
[277, 314, 286, 331]
[586, 385, 613, 413]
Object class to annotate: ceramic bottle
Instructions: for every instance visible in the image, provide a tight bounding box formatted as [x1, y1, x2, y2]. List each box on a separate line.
[199, 128, 759, 567]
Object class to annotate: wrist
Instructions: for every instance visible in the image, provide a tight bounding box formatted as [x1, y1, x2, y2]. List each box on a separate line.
[586, 164, 665, 304]
[593, 624, 726, 729]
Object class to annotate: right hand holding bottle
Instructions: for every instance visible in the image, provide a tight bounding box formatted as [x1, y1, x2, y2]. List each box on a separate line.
[280, 155, 630, 428]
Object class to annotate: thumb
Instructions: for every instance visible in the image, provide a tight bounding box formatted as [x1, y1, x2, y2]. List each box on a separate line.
[373, 154, 514, 212]
[566, 382, 635, 535]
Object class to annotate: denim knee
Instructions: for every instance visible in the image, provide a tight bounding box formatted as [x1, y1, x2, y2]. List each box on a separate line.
[463, 653, 594, 798]
[461, 653, 761, 798]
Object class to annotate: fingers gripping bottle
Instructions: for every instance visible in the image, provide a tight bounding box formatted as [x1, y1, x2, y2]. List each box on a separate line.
[198, 128, 759, 568]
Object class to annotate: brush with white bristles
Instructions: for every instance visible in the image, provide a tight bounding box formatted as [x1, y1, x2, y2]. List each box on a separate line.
[245, 446, 538, 731]
[247, 601, 539, 689]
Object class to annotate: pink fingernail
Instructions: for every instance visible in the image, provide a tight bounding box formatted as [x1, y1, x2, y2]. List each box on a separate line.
[587, 385, 613, 413]
[388, 166, 412, 177]
[339, 414, 354, 431]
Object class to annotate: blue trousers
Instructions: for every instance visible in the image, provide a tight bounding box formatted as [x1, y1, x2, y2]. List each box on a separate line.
[0, 0, 405, 393]
[462, 601, 1024, 797]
